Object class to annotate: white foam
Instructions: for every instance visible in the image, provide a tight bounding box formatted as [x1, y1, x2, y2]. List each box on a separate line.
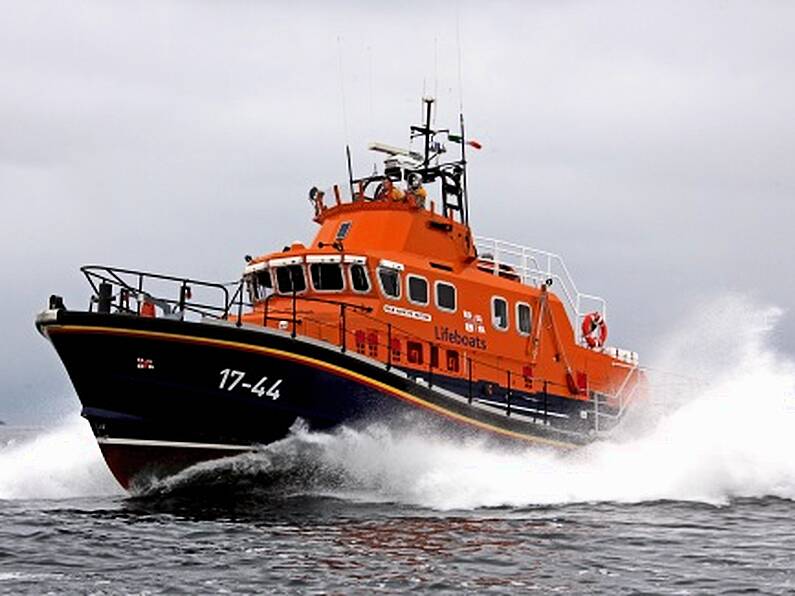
[0, 416, 123, 500]
[286, 294, 795, 509]
[4, 295, 794, 509]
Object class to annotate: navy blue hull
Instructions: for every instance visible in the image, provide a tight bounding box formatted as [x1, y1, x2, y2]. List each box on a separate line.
[37, 310, 599, 489]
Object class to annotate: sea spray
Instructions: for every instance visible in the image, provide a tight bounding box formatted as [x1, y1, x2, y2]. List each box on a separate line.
[5, 295, 795, 509]
[0, 416, 122, 500]
[259, 294, 795, 509]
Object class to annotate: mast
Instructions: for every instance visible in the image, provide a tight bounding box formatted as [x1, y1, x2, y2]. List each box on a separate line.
[459, 113, 469, 226]
[422, 97, 433, 171]
[346, 145, 354, 200]
[351, 97, 474, 229]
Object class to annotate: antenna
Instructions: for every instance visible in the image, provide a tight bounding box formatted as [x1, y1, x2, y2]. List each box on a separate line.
[456, 8, 464, 113]
[337, 37, 352, 199]
[336, 36, 350, 145]
[422, 97, 434, 171]
[455, 10, 469, 225]
[368, 45, 376, 173]
[367, 46, 374, 144]
[346, 145, 354, 201]
[369, 142, 420, 159]
[433, 37, 439, 125]
[460, 112, 469, 225]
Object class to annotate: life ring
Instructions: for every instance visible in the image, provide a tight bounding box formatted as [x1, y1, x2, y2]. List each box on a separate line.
[581, 311, 607, 348]
[140, 300, 156, 318]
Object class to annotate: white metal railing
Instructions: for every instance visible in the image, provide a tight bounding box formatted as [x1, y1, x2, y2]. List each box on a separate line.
[594, 362, 643, 431]
[474, 236, 606, 339]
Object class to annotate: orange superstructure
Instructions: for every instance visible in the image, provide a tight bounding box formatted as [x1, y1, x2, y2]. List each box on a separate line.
[236, 98, 644, 429]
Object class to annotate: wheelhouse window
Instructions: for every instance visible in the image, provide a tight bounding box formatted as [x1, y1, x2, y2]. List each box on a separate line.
[256, 269, 273, 292]
[492, 297, 509, 330]
[349, 264, 370, 293]
[378, 267, 401, 299]
[246, 268, 273, 302]
[435, 281, 457, 312]
[309, 263, 344, 292]
[407, 275, 429, 306]
[517, 302, 532, 335]
[276, 265, 306, 294]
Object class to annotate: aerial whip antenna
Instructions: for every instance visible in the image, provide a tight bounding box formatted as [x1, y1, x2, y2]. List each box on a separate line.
[456, 9, 464, 113]
[336, 36, 350, 146]
[368, 45, 377, 175]
[433, 37, 439, 125]
[367, 46, 374, 146]
[456, 8, 468, 223]
[337, 37, 354, 199]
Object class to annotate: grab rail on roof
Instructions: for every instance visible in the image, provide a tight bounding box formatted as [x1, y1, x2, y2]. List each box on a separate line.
[474, 236, 606, 343]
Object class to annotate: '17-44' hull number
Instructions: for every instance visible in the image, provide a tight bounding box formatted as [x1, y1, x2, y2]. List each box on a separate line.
[218, 368, 282, 400]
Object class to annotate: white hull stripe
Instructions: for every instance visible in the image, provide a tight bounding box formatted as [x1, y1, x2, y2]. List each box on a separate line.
[96, 437, 254, 451]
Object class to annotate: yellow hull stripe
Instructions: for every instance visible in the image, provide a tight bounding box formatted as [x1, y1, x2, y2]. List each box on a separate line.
[47, 324, 578, 450]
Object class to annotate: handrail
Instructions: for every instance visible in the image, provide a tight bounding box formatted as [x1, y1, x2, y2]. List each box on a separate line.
[81, 265, 234, 320]
[263, 292, 576, 396]
[79, 265, 636, 436]
[592, 362, 643, 432]
[612, 362, 640, 412]
[291, 305, 604, 432]
[292, 295, 635, 433]
[474, 236, 607, 342]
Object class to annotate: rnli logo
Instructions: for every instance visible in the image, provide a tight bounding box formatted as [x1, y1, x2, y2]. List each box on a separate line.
[463, 310, 486, 334]
[383, 304, 432, 322]
[136, 357, 155, 370]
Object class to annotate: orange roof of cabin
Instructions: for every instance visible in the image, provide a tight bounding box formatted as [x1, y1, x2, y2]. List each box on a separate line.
[250, 197, 565, 332]
[259, 200, 478, 266]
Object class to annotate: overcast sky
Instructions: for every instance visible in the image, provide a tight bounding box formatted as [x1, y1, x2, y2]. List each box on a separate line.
[2, 1, 794, 423]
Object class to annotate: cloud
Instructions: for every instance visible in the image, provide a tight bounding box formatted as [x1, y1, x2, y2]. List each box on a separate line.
[1, 0, 793, 422]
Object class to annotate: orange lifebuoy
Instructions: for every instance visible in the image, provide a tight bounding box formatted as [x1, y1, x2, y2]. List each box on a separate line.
[140, 301, 156, 318]
[581, 311, 607, 348]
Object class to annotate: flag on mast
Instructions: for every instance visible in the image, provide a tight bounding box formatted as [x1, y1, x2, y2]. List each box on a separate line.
[448, 134, 482, 150]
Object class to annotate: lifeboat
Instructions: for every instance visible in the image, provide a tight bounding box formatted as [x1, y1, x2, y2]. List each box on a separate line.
[35, 98, 646, 490]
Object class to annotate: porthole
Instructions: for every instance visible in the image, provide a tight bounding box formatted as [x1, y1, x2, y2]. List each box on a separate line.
[492, 296, 508, 330]
[435, 281, 457, 312]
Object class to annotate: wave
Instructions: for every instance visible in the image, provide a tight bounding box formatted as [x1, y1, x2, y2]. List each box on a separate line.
[0, 417, 123, 500]
[153, 294, 795, 509]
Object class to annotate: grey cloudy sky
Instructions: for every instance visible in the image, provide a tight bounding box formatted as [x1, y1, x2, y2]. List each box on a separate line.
[1, 1, 793, 423]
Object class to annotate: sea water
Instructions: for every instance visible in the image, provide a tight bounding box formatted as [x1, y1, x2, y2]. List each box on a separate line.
[1, 295, 794, 593]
